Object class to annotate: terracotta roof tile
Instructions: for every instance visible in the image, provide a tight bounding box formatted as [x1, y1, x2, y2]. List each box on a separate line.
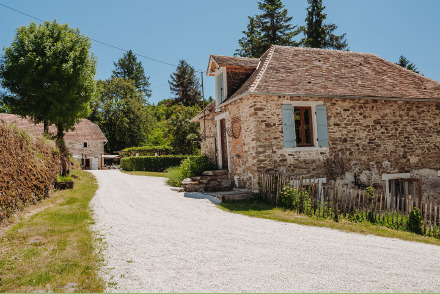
[227, 45, 440, 101]
[210, 55, 259, 69]
[0, 113, 107, 141]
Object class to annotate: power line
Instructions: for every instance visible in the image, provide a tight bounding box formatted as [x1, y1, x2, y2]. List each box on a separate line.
[0, 2, 178, 68]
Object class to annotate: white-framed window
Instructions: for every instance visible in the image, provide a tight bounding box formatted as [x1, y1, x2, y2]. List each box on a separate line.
[215, 67, 227, 106]
[281, 101, 329, 150]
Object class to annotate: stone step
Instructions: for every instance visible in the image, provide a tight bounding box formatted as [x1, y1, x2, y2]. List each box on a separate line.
[202, 169, 229, 176]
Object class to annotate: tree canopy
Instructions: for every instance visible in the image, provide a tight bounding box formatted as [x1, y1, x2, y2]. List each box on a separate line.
[301, 0, 348, 50]
[168, 60, 201, 106]
[396, 55, 420, 74]
[235, 0, 299, 58]
[112, 50, 151, 98]
[0, 20, 97, 135]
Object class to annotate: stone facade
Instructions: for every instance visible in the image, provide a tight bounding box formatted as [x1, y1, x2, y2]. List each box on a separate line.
[199, 94, 440, 201]
[65, 140, 105, 169]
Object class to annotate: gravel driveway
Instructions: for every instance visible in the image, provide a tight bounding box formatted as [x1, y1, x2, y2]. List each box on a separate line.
[90, 170, 440, 293]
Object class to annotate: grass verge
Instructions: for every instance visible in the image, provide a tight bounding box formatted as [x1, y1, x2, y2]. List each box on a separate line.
[0, 170, 104, 293]
[121, 170, 167, 177]
[219, 200, 440, 246]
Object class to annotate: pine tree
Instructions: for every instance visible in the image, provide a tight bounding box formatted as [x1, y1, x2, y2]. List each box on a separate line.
[168, 60, 201, 107]
[112, 50, 151, 98]
[396, 55, 419, 74]
[235, 0, 299, 58]
[235, 16, 262, 58]
[302, 0, 348, 50]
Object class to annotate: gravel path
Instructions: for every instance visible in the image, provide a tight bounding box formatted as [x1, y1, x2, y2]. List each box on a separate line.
[90, 170, 440, 293]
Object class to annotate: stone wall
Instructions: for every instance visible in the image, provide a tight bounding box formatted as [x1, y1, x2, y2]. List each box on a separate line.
[65, 140, 105, 168]
[213, 94, 440, 200]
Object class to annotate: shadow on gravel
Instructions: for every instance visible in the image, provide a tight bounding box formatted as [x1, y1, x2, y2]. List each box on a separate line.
[184, 192, 221, 204]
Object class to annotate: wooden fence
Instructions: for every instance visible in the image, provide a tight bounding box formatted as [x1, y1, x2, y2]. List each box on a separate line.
[259, 173, 440, 237]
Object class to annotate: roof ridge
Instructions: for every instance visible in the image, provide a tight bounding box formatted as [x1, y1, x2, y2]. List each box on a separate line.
[250, 45, 276, 92]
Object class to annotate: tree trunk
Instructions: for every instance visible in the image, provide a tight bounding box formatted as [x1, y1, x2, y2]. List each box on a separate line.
[43, 120, 49, 136]
[56, 123, 69, 176]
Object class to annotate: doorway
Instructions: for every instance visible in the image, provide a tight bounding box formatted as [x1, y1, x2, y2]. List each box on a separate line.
[219, 118, 228, 169]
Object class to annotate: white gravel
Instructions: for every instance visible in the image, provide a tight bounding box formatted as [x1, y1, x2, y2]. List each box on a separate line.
[89, 170, 440, 293]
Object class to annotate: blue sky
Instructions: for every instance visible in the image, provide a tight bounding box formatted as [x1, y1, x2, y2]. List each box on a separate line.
[1, 0, 439, 105]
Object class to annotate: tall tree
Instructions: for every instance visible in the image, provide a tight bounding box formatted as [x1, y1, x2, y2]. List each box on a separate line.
[89, 78, 153, 152]
[301, 0, 348, 50]
[112, 50, 151, 98]
[396, 55, 419, 73]
[168, 60, 201, 106]
[0, 20, 96, 175]
[235, 0, 299, 58]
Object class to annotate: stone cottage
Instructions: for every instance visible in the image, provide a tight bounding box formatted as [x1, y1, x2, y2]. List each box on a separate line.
[0, 113, 107, 170]
[192, 45, 440, 202]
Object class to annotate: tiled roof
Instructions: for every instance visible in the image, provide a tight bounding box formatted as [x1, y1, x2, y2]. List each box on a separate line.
[210, 55, 259, 68]
[227, 45, 440, 101]
[0, 113, 107, 142]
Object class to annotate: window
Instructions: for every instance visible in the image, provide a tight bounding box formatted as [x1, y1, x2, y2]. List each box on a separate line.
[215, 68, 227, 105]
[281, 103, 329, 149]
[294, 107, 314, 146]
[83, 142, 88, 148]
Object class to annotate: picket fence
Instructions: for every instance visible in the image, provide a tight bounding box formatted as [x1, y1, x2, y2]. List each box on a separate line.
[259, 173, 440, 237]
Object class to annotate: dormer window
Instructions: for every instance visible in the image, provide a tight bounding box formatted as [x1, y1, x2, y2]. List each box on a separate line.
[215, 68, 227, 105]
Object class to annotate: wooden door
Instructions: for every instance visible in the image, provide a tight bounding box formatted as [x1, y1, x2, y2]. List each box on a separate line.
[84, 158, 91, 170]
[220, 119, 228, 169]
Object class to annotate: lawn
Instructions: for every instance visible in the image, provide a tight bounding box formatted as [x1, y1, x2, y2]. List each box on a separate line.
[219, 199, 440, 246]
[0, 170, 104, 293]
[121, 170, 167, 177]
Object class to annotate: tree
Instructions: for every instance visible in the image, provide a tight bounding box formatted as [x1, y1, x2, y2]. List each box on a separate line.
[89, 78, 154, 153]
[168, 60, 201, 106]
[396, 55, 419, 73]
[301, 0, 348, 50]
[112, 50, 151, 98]
[235, 0, 299, 58]
[0, 20, 96, 175]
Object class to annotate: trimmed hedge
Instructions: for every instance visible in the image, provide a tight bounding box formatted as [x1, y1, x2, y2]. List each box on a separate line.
[120, 145, 173, 158]
[121, 155, 188, 172]
[180, 155, 213, 179]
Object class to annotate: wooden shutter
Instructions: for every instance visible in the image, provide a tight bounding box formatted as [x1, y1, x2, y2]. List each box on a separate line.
[316, 105, 329, 147]
[281, 104, 296, 148]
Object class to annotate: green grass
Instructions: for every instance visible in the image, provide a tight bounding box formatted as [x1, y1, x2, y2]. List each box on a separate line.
[0, 170, 104, 293]
[219, 200, 440, 246]
[121, 170, 167, 177]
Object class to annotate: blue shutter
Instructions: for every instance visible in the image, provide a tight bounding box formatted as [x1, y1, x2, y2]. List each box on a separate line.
[281, 104, 296, 148]
[316, 105, 329, 147]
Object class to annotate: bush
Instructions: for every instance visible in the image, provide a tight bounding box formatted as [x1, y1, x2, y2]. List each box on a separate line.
[120, 155, 188, 172]
[166, 166, 183, 187]
[180, 155, 213, 179]
[278, 186, 310, 213]
[407, 207, 423, 235]
[120, 145, 173, 157]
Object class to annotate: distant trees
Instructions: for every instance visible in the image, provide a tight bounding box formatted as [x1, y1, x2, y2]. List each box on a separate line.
[168, 60, 201, 106]
[396, 55, 420, 74]
[235, 0, 299, 57]
[235, 0, 348, 57]
[301, 0, 348, 50]
[112, 50, 151, 98]
[0, 20, 96, 175]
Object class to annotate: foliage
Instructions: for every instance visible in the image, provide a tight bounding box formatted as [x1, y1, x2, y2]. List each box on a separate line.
[396, 55, 420, 74]
[0, 20, 96, 135]
[168, 60, 202, 107]
[407, 208, 423, 235]
[56, 174, 73, 182]
[278, 186, 311, 214]
[166, 166, 184, 187]
[112, 49, 151, 98]
[120, 145, 173, 157]
[179, 155, 213, 179]
[89, 78, 155, 153]
[120, 155, 189, 172]
[235, 0, 299, 58]
[163, 104, 201, 155]
[300, 0, 348, 50]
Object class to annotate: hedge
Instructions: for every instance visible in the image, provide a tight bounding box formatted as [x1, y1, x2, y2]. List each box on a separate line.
[120, 145, 173, 158]
[120, 155, 189, 172]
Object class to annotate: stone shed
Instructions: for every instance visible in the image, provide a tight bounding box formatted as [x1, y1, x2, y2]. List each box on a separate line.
[192, 45, 440, 202]
[0, 113, 107, 170]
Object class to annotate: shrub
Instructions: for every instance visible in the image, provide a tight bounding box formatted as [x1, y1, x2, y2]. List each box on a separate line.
[407, 207, 423, 235]
[120, 155, 188, 172]
[120, 145, 173, 157]
[166, 166, 183, 187]
[180, 155, 213, 179]
[278, 186, 309, 213]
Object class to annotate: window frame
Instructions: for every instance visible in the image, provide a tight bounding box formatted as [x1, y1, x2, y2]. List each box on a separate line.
[215, 67, 227, 105]
[282, 100, 327, 151]
[294, 106, 314, 147]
